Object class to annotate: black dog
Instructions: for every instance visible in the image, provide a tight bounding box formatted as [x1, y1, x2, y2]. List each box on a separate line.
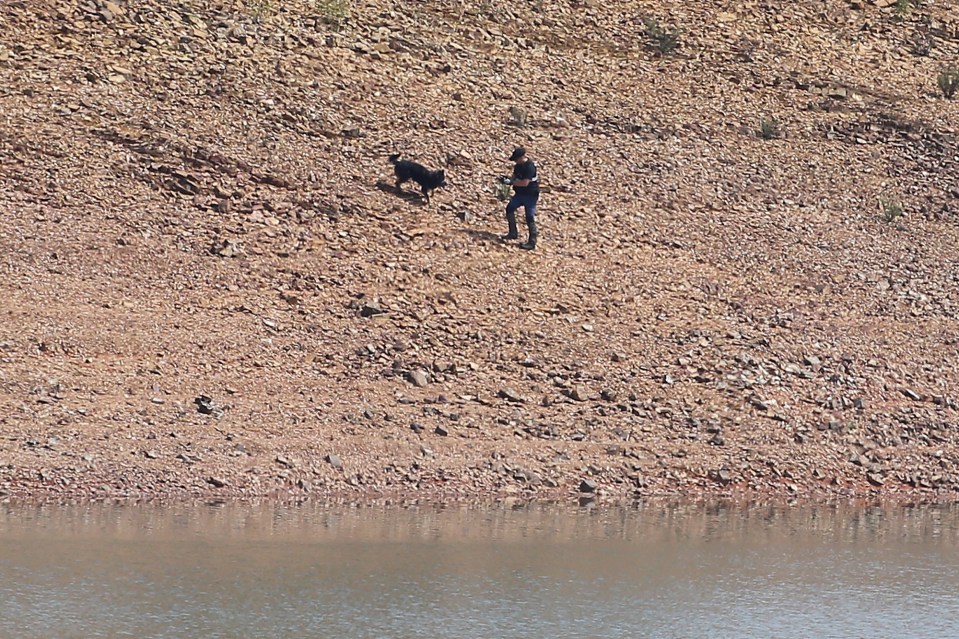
[388, 153, 447, 204]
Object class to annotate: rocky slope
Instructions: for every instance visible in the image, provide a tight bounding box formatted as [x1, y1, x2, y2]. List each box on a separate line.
[1, 0, 958, 502]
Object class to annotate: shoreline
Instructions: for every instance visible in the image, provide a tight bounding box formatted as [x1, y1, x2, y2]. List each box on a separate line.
[3, 465, 958, 506]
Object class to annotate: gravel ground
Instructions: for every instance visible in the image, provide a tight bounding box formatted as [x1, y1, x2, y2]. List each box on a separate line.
[1, 0, 958, 503]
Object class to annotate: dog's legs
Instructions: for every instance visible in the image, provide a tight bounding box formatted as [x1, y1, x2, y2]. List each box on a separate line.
[421, 186, 431, 204]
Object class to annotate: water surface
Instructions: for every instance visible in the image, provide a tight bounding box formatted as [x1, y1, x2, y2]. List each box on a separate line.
[1, 501, 958, 638]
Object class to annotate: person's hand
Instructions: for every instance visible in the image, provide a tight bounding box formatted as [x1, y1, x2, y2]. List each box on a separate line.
[497, 175, 512, 185]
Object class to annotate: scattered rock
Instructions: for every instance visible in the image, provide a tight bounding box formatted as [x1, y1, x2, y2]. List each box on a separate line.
[498, 387, 526, 403]
[209, 238, 240, 257]
[360, 302, 385, 317]
[710, 468, 733, 484]
[901, 388, 923, 401]
[98, 1, 124, 22]
[194, 395, 215, 414]
[0, 0, 956, 504]
[407, 369, 429, 387]
[567, 386, 589, 402]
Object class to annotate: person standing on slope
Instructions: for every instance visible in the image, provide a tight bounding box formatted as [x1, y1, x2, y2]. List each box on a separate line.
[501, 147, 540, 250]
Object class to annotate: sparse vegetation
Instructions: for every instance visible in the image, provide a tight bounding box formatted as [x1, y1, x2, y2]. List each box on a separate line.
[317, 0, 350, 26]
[643, 18, 680, 55]
[880, 196, 904, 223]
[472, 0, 496, 19]
[908, 29, 932, 57]
[507, 106, 528, 128]
[494, 180, 512, 201]
[758, 117, 782, 140]
[248, 0, 274, 18]
[894, 0, 911, 18]
[10, 0, 959, 504]
[938, 67, 959, 99]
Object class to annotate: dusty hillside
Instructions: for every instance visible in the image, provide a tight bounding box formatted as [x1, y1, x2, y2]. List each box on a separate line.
[1, 0, 958, 502]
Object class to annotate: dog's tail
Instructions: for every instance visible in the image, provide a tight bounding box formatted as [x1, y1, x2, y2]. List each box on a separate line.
[388, 153, 401, 165]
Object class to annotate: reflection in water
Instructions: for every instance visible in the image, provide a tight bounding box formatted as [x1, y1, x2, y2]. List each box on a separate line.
[1, 501, 958, 638]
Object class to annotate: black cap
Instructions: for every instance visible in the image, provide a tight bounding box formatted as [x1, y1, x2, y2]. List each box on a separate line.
[509, 147, 526, 161]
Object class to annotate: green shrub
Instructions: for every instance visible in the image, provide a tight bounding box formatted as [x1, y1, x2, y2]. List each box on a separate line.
[880, 196, 904, 223]
[643, 18, 680, 55]
[758, 117, 782, 140]
[507, 106, 528, 128]
[248, 0, 274, 18]
[317, 0, 350, 26]
[908, 29, 932, 57]
[938, 67, 959, 99]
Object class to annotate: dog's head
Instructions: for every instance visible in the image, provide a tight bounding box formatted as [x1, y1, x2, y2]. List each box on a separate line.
[426, 169, 447, 190]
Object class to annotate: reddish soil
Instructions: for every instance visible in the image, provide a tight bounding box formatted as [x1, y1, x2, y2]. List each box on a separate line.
[1, 0, 958, 502]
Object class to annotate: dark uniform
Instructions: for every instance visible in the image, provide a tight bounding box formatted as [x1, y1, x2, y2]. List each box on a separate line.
[504, 147, 540, 250]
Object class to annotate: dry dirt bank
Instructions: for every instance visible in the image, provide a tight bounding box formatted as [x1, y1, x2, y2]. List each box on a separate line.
[1, 0, 958, 503]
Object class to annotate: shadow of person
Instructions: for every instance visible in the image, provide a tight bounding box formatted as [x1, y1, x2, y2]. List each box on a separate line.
[459, 228, 503, 243]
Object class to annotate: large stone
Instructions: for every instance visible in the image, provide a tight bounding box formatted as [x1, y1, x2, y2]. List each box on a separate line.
[568, 386, 589, 402]
[498, 387, 526, 403]
[360, 302, 385, 317]
[194, 395, 215, 414]
[408, 369, 429, 387]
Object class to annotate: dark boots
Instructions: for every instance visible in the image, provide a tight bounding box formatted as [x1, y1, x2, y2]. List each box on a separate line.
[502, 211, 519, 241]
[503, 210, 537, 249]
[520, 219, 538, 250]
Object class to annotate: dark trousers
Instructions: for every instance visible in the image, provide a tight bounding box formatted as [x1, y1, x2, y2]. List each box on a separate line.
[506, 193, 538, 227]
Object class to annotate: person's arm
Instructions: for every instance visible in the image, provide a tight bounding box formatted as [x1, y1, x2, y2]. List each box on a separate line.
[511, 163, 534, 187]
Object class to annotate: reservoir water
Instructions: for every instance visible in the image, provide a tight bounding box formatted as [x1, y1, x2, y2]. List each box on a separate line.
[1, 500, 958, 638]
